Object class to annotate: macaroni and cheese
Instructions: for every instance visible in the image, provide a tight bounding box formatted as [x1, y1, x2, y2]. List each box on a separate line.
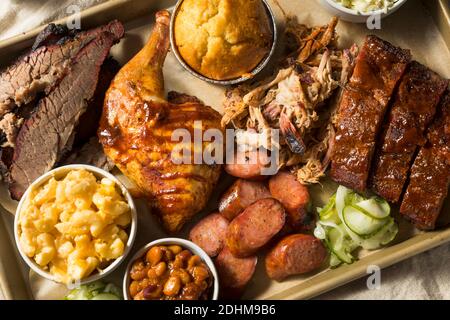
[18, 169, 131, 284]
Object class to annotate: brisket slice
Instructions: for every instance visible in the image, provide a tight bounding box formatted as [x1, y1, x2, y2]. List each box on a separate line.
[0, 20, 123, 118]
[58, 58, 119, 172]
[399, 92, 450, 230]
[72, 58, 120, 147]
[8, 32, 117, 200]
[0, 59, 119, 179]
[370, 62, 448, 202]
[330, 35, 411, 192]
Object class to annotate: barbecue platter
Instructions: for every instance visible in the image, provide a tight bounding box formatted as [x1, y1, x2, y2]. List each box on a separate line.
[0, 0, 449, 300]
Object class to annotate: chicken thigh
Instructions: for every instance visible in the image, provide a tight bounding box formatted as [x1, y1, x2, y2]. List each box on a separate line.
[99, 10, 223, 233]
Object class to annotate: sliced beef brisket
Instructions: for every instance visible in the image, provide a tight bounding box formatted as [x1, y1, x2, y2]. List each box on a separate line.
[72, 58, 120, 147]
[0, 20, 123, 112]
[0, 20, 123, 147]
[58, 58, 119, 172]
[9, 32, 118, 199]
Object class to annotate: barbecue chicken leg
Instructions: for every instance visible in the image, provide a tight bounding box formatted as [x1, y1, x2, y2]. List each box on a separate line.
[99, 10, 223, 233]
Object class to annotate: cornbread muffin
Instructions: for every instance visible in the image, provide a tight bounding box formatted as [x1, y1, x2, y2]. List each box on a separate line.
[174, 0, 273, 80]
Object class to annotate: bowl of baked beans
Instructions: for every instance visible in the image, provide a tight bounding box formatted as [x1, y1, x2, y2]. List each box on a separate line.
[123, 238, 219, 300]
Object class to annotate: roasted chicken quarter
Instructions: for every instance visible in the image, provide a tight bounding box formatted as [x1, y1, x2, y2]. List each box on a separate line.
[99, 10, 223, 233]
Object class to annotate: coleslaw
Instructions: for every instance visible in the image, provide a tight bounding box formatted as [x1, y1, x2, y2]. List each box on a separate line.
[333, 0, 399, 13]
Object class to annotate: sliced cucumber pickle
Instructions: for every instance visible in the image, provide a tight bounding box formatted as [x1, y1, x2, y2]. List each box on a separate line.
[319, 195, 337, 221]
[330, 253, 343, 268]
[345, 191, 364, 206]
[313, 223, 327, 240]
[91, 293, 120, 300]
[327, 227, 354, 264]
[354, 198, 390, 219]
[342, 205, 387, 236]
[360, 218, 399, 250]
[321, 208, 340, 223]
[314, 185, 398, 269]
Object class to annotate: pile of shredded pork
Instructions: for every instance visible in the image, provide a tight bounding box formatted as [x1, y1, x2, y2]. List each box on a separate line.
[221, 17, 359, 184]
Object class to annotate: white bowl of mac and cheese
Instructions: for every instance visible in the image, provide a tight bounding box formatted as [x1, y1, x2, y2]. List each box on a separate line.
[14, 164, 137, 286]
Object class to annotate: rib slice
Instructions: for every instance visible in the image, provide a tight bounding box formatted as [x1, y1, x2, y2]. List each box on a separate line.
[400, 92, 450, 230]
[370, 61, 448, 202]
[330, 35, 411, 192]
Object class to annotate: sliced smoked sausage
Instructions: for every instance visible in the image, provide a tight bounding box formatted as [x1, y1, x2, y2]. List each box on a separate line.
[268, 170, 314, 231]
[189, 213, 229, 257]
[226, 198, 285, 258]
[265, 234, 328, 281]
[219, 179, 271, 220]
[224, 150, 272, 180]
[215, 246, 257, 298]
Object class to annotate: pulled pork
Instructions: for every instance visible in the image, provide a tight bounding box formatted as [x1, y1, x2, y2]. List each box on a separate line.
[222, 17, 359, 184]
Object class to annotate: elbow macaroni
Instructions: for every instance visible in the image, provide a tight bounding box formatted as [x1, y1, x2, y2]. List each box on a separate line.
[18, 169, 131, 284]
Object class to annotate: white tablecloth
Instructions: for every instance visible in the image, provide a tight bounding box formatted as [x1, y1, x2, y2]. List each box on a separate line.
[0, 0, 106, 41]
[1, 0, 449, 300]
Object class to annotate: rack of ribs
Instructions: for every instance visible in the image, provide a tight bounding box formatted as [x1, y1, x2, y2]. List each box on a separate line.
[330, 35, 411, 192]
[370, 61, 448, 203]
[400, 92, 450, 230]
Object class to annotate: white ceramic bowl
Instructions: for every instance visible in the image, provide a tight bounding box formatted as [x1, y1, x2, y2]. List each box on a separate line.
[14, 164, 138, 286]
[320, 0, 408, 23]
[123, 238, 219, 300]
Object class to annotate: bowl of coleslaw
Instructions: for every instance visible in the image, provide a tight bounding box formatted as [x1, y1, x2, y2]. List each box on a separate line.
[320, 0, 408, 23]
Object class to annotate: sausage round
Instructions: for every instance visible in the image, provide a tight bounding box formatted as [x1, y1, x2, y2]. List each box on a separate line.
[226, 198, 286, 258]
[268, 170, 313, 230]
[218, 179, 271, 221]
[224, 150, 271, 180]
[265, 234, 328, 281]
[215, 246, 257, 298]
[189, 213, 229, 257]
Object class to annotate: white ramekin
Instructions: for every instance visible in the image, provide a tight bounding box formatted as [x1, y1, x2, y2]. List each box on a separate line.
[123, 238, 219, 300]
[320, 0, 408, 23]
[14, 164, 138, 287]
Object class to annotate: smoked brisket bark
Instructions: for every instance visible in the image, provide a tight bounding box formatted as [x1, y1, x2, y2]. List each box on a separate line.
[8, 32, 118, 200]
[0, 20, 124, 147]
[330, 35, 411, 192]
[400, 92, 450, 230]
[31, 23, 75, 51]
[370, 62, 448, 202]
[0, 20, 123, 114]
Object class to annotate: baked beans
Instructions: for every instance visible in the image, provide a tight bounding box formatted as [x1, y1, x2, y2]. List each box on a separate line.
[128, 245, 213, 300]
